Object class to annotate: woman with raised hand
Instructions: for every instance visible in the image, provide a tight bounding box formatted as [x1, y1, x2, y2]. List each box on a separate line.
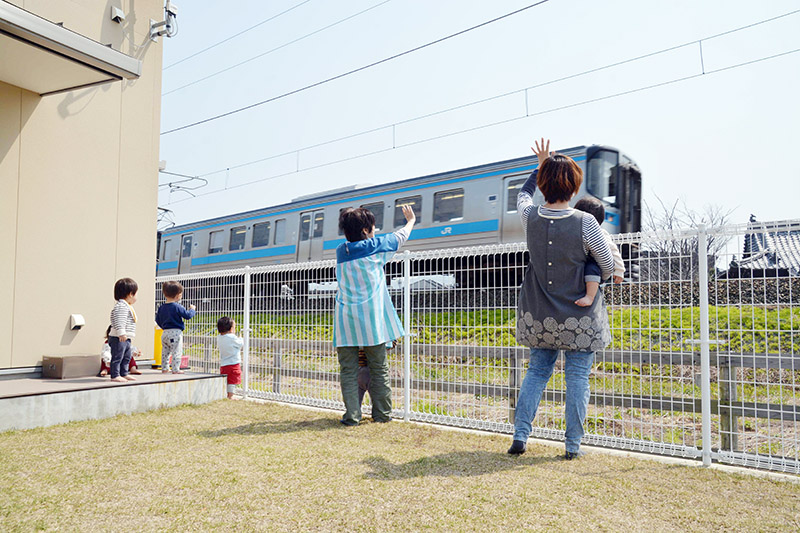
[508, 138, 613, 460]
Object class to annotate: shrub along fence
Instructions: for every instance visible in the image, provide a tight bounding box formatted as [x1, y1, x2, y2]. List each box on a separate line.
[156, 219, 800, 474]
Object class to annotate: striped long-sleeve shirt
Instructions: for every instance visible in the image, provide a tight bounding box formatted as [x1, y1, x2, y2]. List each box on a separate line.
[518, 169, 614, 280]
[110, 299, 137, 339]
[333, 227, 410, 348]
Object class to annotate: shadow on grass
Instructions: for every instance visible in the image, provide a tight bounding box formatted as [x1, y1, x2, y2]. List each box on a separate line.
[197, 417, 339, 437]
[362, 451, 561, 479]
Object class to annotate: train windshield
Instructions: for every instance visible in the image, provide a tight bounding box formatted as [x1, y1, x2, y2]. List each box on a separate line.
[586, 149, 618, 205]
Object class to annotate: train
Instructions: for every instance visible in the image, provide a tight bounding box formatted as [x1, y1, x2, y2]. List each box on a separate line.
[156, 145, 642, 275]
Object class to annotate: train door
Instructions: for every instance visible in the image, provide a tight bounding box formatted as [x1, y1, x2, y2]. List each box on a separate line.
[296, 210, 325, 262]
[178, 234, 193, 273]
[501, 176, 527, 243]
[617, 163, 642, 233]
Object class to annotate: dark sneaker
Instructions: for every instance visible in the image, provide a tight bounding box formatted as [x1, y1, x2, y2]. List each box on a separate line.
[339, 419, 358, 427]
[507, 440, 527, 455]
[564, 451, 584, 460]
[373, 418, 392, 423]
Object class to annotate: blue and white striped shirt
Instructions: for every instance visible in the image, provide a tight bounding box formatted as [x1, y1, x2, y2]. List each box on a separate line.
[333, 229, 409, 348]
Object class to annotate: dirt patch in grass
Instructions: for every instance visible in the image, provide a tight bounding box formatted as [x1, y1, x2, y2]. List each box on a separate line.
[1, 401, 799, 532]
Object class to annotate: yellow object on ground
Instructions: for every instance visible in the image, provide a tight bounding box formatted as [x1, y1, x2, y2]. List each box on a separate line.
[153, 327, 163, 367]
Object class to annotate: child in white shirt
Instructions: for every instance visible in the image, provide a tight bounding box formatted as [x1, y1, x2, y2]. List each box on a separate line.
[217, 316, 243, 399]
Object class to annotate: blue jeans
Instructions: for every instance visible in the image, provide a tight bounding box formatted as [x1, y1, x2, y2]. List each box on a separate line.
[108, 336, 132, 379]
[512, 348, 594, 453]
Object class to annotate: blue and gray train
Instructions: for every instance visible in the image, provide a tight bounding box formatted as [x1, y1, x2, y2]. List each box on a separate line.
[156, 145, 641, 275]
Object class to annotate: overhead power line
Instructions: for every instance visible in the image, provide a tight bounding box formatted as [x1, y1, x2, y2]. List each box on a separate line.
[159, 0, 553, 135]
[159, 8, 800, 191]
[163, 0, 314, 71]
[163, 0, 393, 97]
[164, 44, 800, 205]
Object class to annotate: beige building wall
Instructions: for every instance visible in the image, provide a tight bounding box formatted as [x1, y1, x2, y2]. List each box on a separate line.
[0, 0, 163, 369]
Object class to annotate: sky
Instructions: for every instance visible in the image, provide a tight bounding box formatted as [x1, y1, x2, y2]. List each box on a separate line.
[157, 0, 800, 229]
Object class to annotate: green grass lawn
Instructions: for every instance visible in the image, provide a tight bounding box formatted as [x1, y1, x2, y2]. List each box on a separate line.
[1, 401, 799, 532]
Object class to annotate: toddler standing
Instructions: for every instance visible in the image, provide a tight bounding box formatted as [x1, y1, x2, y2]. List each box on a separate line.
[156, 281, 196, 374]
[216, 316, 243, 399]
[109, 278, 138, 383]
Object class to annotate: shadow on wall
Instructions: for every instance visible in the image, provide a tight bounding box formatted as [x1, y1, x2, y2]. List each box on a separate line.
[57, 0, 156, 118]
[0, 83, 36, 164]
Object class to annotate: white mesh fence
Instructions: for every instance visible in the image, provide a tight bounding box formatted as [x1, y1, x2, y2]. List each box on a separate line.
[155, 219, 800, 474]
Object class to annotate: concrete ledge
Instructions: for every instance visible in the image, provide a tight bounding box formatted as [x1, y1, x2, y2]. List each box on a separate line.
[0, 374, 226, 432]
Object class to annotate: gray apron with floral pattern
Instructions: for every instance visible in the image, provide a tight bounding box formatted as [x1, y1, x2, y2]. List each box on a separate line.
[516, 209, 611, 352]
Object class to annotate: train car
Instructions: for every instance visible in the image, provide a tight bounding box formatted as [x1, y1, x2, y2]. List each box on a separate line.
[156, 145, 641, 275]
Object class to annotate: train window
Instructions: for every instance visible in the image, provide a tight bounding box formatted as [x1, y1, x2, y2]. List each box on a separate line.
[252, 222, 271, 248]
[229, 226, 246, 251]
[394, 196, 422, 227]
[299, 214, 312, 241]
[274, 219, 286, 245]
[181, 236, 192, 258]
[313, 212, 324, 238]
[208, 230, 224, 254]
[433, 189, 464, 223]
[587, 150, 618, 205]
[506, 179, 526, 212]
[161, 239, 174, 261]
[360, 202, 384, 231]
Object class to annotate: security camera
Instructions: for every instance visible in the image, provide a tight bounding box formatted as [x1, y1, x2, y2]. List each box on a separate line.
[70, 314, 85, 331]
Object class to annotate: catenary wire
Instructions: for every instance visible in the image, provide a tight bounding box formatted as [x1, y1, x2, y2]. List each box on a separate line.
[163, 0, 314, 70]
[159, 8, 800, 186]
[162, 45, 800, 203]
[163, 0, 393, 97]
[159, 1, 553, 135]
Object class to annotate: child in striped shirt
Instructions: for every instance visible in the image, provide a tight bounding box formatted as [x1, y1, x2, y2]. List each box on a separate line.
[334, 205, 415, 425]
[109, 278, 138, 383]
[573, 197, 625, 307]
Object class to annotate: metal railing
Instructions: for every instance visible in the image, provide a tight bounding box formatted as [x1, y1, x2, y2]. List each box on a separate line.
[155, 219, 800, 474]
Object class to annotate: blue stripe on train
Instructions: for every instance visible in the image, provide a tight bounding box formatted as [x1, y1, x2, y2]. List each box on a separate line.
[322, 219, 499, 251]
[156, 261, 179, 271]
[161, 156, 586, 238]
[190, 245, 296, 266]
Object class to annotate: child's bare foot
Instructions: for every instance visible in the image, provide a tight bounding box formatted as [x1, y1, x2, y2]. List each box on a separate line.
[129, 369, 142, 375]
[574, 294, 595, 307]
[227, 393, 234, 399]
[161, 370, 170, 374]
[172, 370, 185, 374]
[111, 376, 127, 383]
[99, 369, 108, 377]
[124, 375, 136, 381]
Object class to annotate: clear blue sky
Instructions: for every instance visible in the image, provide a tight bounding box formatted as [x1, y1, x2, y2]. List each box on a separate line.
[158, 0, 800, 228]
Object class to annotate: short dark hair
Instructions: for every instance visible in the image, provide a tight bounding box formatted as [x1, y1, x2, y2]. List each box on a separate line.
[537, 154, 583, 203]
[114, 278, 138, 300]
[162, 280, 184, 298]
[217, 316, 234, 334]
[339, 207, 375, 242]
[574, 196, 605, 225]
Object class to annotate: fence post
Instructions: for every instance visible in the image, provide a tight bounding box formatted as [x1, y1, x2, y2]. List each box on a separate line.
[243, 266, 251, 399]
[403, 251, 411, 422]
[697, 224, 712, 466]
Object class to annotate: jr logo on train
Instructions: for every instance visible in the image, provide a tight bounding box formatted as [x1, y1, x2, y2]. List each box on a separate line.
[156, 145, 641, 275]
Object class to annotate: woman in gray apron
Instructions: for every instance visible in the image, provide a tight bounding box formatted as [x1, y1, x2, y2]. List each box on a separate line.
[508, 139, 614, 460]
